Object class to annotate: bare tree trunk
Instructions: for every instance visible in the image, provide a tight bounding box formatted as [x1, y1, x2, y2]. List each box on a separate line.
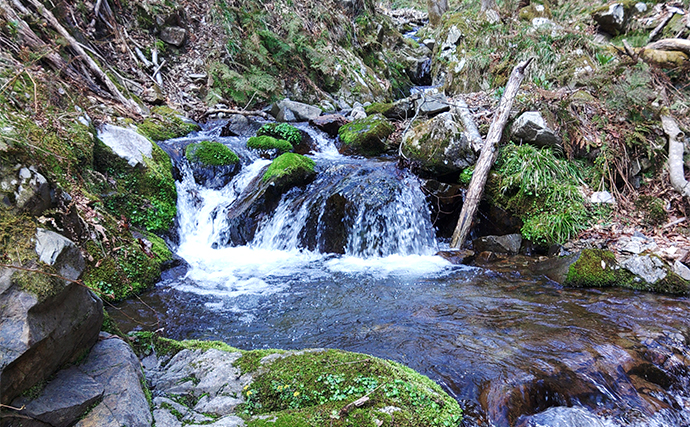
[427, 0, 448, 27]
[450, 58, 533, 249]
[661, 114, 690, 199]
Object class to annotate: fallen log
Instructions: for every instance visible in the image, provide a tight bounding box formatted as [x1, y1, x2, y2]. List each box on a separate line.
[646, 38, 690, 56]
[450, 58, 533, 249]
[661, 114, 690, 199]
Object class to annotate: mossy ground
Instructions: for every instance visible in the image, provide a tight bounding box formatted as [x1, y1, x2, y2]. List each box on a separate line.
[185, 140, 240, 166]
[128, 332, 463, 427]
[137, 106, 200, 141]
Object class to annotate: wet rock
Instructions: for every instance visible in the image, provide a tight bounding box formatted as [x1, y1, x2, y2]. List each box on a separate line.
[12, 367, 103, 427]
[510, 111, 561, 149]
[621, 254, 667, 284]
[674, 260, 690, 281]
[191, 164, 241, 190]
[0, 164, 52, 216]
[310, 114, 350, 137]
[521, 406, 610, 427]
[437, 249, 475, 265]
[401, 110, 476, 176]
[422, 179, 464, 238]
[473, 234, 522, 255]
[160, 26, 187, 47]
[338, 114, 394, 156]
[76, 333, 152, 427]
[220, 115, 261, 137]
[592, 3, 629, 36]
[271, 98, 322, 122]
[0, 232, 101, 404]
[97, 124, 153, 168]
[530, 252, 580, 283]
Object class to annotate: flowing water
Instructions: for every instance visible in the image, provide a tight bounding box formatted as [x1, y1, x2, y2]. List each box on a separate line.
[112, 122, 690, 427]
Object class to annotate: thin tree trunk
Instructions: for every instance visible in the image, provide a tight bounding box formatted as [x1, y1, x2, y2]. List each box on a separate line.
[450, 58, 533, 249]
[661, 114, 690, 199]
[25, 0, 136, 109]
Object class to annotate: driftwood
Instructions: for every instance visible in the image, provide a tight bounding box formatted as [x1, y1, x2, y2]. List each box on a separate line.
[661, 114, 690, 199]
[646, 38, 690, 56]
[202, 108, 271, 119]
[450, 58, 533, 249]
[25, 0, 135, 109]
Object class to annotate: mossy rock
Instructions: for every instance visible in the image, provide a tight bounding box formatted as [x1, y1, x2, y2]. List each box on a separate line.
[185, 140, 240, 166]
[94, 137, 177, 234]
[518, 2, 552, 21]
[137, 106, 200, 141]
[364, 102, 395, 116]
[129, 333, 463, 427]
[263, 153, 316, 191]
[337, 114, 394, 157]
[247, 135, 293, 155]
[257, 123, 303, 147]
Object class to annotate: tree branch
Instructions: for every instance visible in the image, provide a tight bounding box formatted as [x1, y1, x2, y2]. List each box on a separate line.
[661, 114, 690, 199]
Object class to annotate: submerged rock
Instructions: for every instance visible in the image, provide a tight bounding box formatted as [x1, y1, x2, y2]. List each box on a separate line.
[337, 114, 394, 156]
[401, 109, 477, 176]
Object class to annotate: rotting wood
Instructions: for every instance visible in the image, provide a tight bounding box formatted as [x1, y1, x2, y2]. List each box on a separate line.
[25, 0, 136, 110]
[450, 58, 533, 249]
[661, 114, 690, 199]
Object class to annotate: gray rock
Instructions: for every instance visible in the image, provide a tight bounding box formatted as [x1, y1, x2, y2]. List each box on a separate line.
[35, 228, 85, 280]
[0, 265, 102, 404]
[422, 38, 436, 51]
[0, 164, 52, 215]
[415, 93, 450, 116]
[271, 98, 322, 122]
[621, 255, 667, 284]
[74, 401, 121, 427]
[77, 334, 152, 427]
[154, 409, 183, 427]
[160, 26, 187, 47]
[590, 191, 615, 204]
[349, 105, 367, 120]
[592, 3, 628, 36]
[14, 367, 103, 427]
[194, 395, 243, 415]
[511, 111, 561, 148]
[617, 235, 657, 255]
[97, 124, 153, 167]
[473, 234, 523, 255]
[674, 261, 690, 281]
[634, 2, 647, 14]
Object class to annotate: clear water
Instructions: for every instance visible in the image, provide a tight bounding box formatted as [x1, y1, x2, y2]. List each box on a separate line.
[112, 123, 690, 427]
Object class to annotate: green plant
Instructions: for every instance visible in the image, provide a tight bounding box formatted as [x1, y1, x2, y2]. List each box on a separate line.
[256, 123, 303, 147]
[185, 140, 240, 166]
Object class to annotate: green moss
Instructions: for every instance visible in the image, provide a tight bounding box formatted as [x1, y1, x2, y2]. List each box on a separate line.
[129, 331, 242, 359]
[101, 309, 126, 338]
[564, 249, 629, 288]
[256, 123, 303, 147]
[634, 195, 667, 226]
[185, 140, 240, 166]
[364, 102, 394, 116]
[241, 349, 463, 427]
[262, 153, 316, 186]
[235, 349, 287, 374]
[337, 114, 394, 156]
[247, 135, 293, 154]
[137, 106, 200, 141]
[144, 232, 173, 264]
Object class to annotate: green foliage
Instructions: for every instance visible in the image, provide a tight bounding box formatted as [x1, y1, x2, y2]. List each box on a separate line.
[247, 135, 293, 154]
[137, 107, 200, 141]
[492, 143, 596, 245]
[262, 153, 315, 183]
[257, 123, 303, 147]
[458, 166, 474, 186]
[185, 140, 240, 166]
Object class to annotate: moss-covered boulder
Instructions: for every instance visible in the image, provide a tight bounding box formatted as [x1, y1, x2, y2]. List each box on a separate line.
[137, 106, 200, 141]
[185, 140, 241, 189]
[131, 333, 464, 427]
[247, 135, 293, 156]
[562, 249, 690, 295]
[95, 125, 177, 234]
[401, 111, 477, 177]
[337, 114, 394, 156]
[257, 123, 313, 155]
[591, 2, 633, 36]
[263, 153, 316, 191]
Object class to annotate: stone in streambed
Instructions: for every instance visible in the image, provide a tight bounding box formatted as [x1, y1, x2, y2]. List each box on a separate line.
[338, 114, 394, 156]
[310, 114, 350, 137]
[473, 234, 523, 255]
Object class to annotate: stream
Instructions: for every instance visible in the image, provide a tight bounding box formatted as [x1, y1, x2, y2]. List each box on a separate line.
[111, 121, 690, 427]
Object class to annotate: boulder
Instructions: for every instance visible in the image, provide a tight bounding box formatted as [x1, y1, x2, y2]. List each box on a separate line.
[219, 114, 261, 137]
[510, 111, 561, 149]
[338, 114, 394, 156]
[11, 367, 103, 427]
[160, 26, 187, 47]
[473, 234, 523, 255]
[75, 333, 153, 427]
[349, 104, 367, 120]
[592, 3, 629, 36]
[401, 110, 477, 176]
[96, 124, 153, 168]
[416, 93, 450, 116]
[621, 254, 667, 284]
[0, 231, 102, 404]
[0, 164, 52, 215]
[310, 114, 350, 137]
[271, 98, 322, 122]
